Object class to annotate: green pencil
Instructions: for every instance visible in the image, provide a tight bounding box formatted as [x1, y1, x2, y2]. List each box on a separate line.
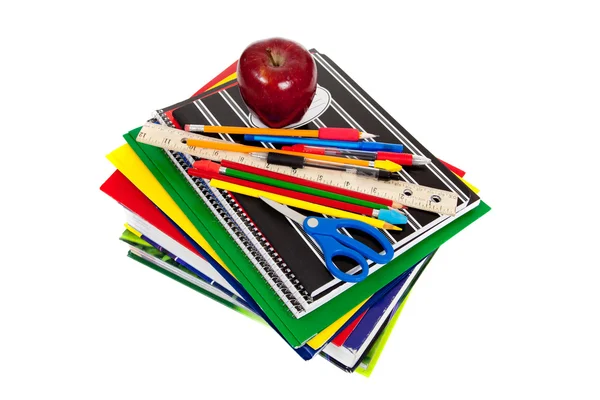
[194, 160, 392, 210]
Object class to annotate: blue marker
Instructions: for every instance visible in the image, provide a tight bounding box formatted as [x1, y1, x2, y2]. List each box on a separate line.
[243, 135, 404, 153]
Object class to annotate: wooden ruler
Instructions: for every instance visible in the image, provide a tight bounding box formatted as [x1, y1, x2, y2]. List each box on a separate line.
[136, 122, 458, 215]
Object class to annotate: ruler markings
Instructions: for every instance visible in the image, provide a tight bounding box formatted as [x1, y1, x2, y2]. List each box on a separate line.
[136, 123, 458, 215]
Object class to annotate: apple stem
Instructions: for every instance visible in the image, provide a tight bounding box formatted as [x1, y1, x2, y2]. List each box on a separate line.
[266, 47, 279, 67]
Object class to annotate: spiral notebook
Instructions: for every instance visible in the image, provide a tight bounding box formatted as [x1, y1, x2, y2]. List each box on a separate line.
[149, 50, 481, 317]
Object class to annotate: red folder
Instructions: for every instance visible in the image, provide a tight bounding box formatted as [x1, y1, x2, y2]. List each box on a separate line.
[100, 170, 204, 260]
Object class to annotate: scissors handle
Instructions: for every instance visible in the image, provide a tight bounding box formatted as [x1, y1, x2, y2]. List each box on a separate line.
[303, 217, 395, 283]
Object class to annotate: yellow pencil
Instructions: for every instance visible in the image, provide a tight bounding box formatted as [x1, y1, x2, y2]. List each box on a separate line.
[184, 138, 402, 172]
[209, 178, 401, 231]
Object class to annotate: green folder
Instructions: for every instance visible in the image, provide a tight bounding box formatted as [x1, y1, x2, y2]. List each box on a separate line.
[124, 127, 490, 348]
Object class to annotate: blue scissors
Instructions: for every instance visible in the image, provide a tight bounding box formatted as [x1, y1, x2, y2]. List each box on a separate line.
[261, 197, 395, 283]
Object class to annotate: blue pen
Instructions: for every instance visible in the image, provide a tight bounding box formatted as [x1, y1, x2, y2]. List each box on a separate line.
[243, 135, 404, 153]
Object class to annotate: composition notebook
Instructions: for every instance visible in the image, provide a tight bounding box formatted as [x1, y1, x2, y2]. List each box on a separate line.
[125, 51, 490, 348]
[150, 50, 481, 313]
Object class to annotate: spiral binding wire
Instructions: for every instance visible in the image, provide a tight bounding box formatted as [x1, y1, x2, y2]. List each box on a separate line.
[157, 106, 319, 264]
[154, 109, 174, 128]
[156, 139, 312, 316]
[174, 151, 312, 312]
[223, 192, 312, 303]
[151, 113, 314, 308]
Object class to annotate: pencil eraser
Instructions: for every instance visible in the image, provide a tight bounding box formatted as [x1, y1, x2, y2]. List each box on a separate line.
[192, 159, 220, 174]
[378, 209, 408, 225]
[184, 124, 191, 131]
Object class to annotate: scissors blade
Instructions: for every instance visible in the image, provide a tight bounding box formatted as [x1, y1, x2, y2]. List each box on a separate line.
[260, 197, 307, 226]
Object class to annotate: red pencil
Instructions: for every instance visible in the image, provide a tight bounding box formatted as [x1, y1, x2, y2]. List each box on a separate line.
[187, 168, 387, 219]
[219, 159, 406, 209]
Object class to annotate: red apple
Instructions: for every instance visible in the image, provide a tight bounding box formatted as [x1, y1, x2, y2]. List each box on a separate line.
[237, 37, 318, 128]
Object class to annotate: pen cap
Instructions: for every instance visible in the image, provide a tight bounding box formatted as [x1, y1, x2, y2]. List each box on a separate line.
[378, 209, 408, 225]
[266, 152, 305, 169]
[318, 127, 360, 141]
[192, 159, 221, 174]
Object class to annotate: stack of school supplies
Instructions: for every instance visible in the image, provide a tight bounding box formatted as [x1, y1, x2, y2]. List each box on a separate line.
[100, 48, 490, 376]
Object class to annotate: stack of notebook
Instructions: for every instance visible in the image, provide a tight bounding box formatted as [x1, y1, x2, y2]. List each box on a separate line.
[100, 48, 490, 376]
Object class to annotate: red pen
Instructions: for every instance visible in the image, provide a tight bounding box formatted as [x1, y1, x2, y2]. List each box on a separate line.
[282, 145, 431, 166]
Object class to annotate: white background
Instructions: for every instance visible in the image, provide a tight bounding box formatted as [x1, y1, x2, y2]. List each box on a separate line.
[1, 1, 599, 398]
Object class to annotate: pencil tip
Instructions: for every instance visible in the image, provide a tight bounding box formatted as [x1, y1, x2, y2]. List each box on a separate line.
[383, 223, 402, 231]
[391, 201, 406, 209]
